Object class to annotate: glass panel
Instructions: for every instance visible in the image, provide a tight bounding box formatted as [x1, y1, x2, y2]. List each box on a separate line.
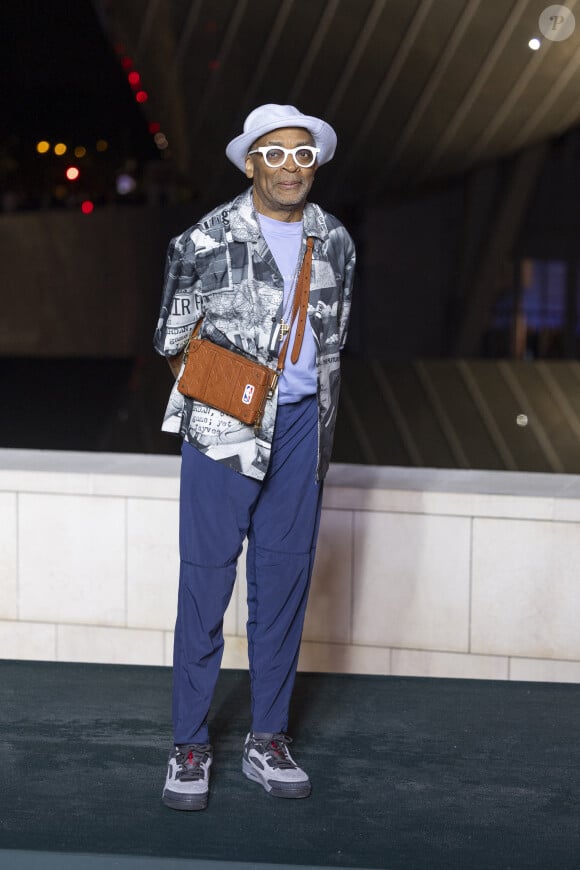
[488, 259, 567, 358]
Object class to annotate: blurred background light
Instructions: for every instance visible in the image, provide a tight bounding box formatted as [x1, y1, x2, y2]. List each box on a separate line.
[116, 173, 137, 195]
[529, 37, 541, 50]
[65, 166, 80, 181]
[153, 132, 168, 150]
[135, 90, 148, 103]
[81, 200, 94, 214]
[2, 3, 164, 222]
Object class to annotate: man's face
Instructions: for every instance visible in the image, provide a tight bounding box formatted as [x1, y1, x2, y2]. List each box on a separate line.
[245, 126, 317, 221]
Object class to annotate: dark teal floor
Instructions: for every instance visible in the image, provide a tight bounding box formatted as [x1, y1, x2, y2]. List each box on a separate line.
[1, 661, 580, 869]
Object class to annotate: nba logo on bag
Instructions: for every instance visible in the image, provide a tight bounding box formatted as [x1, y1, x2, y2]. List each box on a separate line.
[242, 383, 255, 405]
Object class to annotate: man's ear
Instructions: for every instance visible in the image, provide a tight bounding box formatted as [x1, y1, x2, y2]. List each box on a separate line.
[244, 155, 254, 179]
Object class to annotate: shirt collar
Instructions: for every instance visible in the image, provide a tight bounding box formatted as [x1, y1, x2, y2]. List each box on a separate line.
[228, 187, 329, 243]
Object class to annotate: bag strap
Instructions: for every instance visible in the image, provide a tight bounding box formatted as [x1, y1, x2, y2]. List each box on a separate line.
[277, 236, 314, 371]
[181, 317, 202, 362]
[183, 236, 314, 375]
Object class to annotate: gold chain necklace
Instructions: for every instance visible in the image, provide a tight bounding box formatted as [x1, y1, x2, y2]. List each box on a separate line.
[277, 247, 304, 342]
[257, 215, 303, 342]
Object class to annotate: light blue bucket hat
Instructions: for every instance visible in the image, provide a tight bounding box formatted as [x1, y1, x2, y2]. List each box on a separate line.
[226, 103, 337, 172]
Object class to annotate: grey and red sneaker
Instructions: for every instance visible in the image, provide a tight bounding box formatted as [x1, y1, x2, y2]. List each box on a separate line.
[162, 743, 213, 811]
[242, 732, 311, 798]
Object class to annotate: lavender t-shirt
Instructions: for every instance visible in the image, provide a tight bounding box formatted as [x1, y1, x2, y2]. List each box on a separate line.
[259, 214, 317, 404]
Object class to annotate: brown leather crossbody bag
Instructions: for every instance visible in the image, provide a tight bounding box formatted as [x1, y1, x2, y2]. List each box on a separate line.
[177, 238, 313, 426]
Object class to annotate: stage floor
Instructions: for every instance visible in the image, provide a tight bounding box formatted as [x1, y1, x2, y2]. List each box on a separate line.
[1, 661, 579, 869]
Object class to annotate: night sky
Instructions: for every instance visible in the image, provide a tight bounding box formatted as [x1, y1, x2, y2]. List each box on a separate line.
[1, 0, 157, 202]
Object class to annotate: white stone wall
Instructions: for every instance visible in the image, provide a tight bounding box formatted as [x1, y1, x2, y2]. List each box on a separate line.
[2, 449, 580, 683]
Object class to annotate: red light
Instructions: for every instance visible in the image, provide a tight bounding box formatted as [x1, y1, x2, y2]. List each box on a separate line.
[135, 90, 148, 103]
[81, 200, 94, 215]
[121, 56, 133, 70]
[128, 71, 140, 86]
[148, 121, 161, 134]
[208, 59, 220, 71]
[65, 166, 80, 181]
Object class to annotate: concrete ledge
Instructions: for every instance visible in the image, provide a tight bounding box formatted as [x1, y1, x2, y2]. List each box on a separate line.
[1, 448, 579, 681]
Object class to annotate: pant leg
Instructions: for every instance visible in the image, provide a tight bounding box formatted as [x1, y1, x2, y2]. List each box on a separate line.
[246, 396, 323, 734]
[173, 441, 260, 744]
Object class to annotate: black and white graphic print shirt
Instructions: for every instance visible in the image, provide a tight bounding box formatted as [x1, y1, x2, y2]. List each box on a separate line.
[154, 187, 356, 482]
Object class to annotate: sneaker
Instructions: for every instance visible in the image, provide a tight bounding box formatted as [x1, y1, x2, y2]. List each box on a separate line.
[162, 743, 213, 811]
[242, 732, 311, 798]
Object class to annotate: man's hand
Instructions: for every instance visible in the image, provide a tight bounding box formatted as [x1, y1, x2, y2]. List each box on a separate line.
[166, 351, 184, 379]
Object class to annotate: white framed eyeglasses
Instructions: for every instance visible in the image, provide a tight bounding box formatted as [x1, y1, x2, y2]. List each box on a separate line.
[246, 145, 320, 168]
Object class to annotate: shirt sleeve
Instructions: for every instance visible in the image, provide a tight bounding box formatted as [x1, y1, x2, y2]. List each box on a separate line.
[153, 229, 203, 357]
[338, 230, 356, 351]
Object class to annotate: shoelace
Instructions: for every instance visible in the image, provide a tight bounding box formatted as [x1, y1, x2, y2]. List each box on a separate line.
[175, 744, 211, 781]
[255, 734, 297, 770]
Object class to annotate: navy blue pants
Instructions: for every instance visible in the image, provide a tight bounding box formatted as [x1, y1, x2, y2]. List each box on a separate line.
[173, 396, 323, 744]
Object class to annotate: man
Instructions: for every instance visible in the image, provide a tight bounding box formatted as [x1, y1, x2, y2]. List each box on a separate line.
[154, 104, 356, 810]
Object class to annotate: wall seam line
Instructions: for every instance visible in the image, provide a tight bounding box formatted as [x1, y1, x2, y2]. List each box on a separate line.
[468, 516, 474, 654]
[15, 491, 20, 621]
[124, 497, 129, 628]
[350, 509, 355, 646]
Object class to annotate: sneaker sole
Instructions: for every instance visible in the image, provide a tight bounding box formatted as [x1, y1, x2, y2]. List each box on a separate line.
[162, 788, 208, 811]
[242, 758, 311, 799]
